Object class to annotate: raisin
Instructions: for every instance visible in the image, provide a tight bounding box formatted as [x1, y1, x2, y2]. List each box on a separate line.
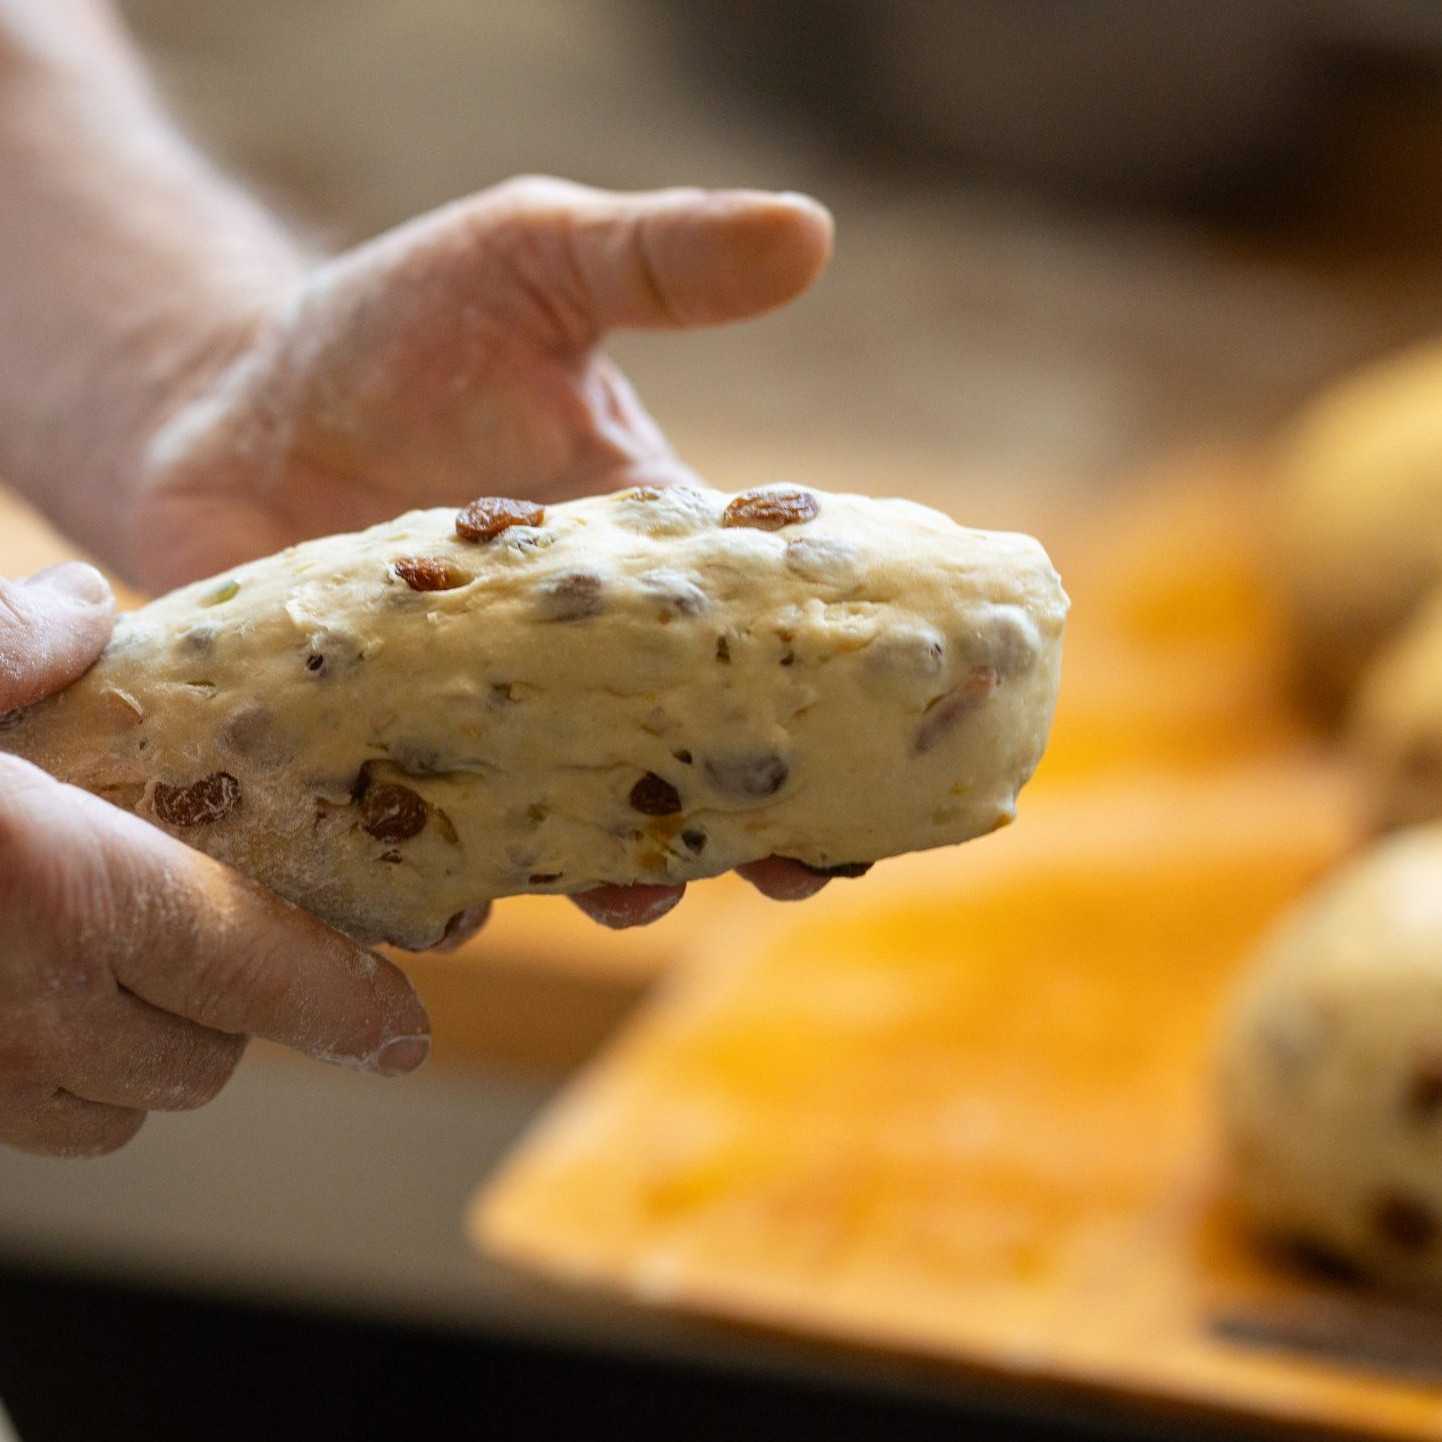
[797, 860, 873, 878]
[1404, 1055, 1442, 1123]
[779, 650, 796, 667]
[455, 496, 544, 542]
[673, 749, 694, 765]
[722, 488, 819, 531]
[1372, 1190, 1439, 1252]
[680, 829, 707, 854]
[153, 772, 242, 827]
[529, 871, 562, 884]
[305, 653, 326, 674]
[434, 903, 491, 951]
[538, 572, 604, 621]
[704, 752, 789, 799]
[913, 666, 998, 755]
[630, 772, 683, 815]
[393, 556, 470, 592]
[360, 783, 428, 841]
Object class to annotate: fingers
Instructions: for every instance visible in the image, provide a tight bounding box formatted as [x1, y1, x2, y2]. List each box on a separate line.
[0, 1087, 145, 1159]
[566, 855, 859, 927]
[736, 856, 833, 902]
[59, 990, 247, 1112]
[0, 563, 115, 711]
[451, 176, 833, 343]
[570, 883, 685, 930]
[0, 756, 431, 1078]
[564, 183, 834, 332]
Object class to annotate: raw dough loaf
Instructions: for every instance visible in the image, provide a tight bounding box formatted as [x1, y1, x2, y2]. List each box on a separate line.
[1218, 825, 1442, 1290]
[1349, 587, 1442, 831]
[0, 484, 1067, 949]
[1273, 344, 1442, 716]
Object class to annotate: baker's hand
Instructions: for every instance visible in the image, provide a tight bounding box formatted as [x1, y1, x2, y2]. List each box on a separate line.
[126, 176, 836, 929]
[127, 177, 832, 589]
[0, 565, 430, 1157]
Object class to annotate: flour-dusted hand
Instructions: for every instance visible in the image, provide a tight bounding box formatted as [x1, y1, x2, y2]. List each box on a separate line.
[0, 564, 430, 1158]
[126, 177, 834, 592]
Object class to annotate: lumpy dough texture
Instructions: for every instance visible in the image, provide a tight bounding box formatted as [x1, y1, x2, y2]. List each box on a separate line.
[0, 485, 1067, 949]
[1218, 826, 1442, 1291]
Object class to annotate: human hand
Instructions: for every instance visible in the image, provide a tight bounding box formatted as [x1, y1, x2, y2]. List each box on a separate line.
[0, 564, 430, 1157]
[127, 176, 832, 589]
[125, 177, 838, 929]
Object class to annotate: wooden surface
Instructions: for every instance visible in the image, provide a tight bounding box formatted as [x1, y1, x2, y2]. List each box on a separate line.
[473, 770, 1442, 1440]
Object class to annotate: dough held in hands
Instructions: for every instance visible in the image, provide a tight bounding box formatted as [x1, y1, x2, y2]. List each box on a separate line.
[0, 484, 1067, 949]
[1273, 344, 1442, 716]
[1218, 825, 1442, 1291]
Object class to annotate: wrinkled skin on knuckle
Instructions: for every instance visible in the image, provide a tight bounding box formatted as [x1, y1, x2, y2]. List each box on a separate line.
[182, 934, 291, 1033]
[0, 777, 118, 1017]
[2, 794, 127, 1005]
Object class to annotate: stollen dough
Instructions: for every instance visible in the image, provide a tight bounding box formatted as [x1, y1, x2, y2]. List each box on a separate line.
[0, 484, 1067, 949]
[1218, 825, 1442, 1290]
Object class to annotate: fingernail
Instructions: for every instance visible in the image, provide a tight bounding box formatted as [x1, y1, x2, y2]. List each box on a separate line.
[27, 562, 112, 609]
[376, 1034, 431, 1076]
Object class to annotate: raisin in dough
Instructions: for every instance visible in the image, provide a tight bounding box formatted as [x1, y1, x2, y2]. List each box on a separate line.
[0, 485, 1067, 950]
[1218, 826, 1442, 1290]
[1349, 586, 1442, 831]
[1274, 344, 1442, 717]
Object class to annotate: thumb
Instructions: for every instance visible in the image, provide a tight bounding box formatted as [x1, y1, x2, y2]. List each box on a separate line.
[564, 183, 835, 333]
[413, 177, 834, 343]
[0, 563, 115, 712]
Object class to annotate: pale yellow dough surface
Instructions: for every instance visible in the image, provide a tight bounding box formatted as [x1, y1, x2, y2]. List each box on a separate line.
[1219, 825, 1442, 1290]
[0, 485, 1066, 948]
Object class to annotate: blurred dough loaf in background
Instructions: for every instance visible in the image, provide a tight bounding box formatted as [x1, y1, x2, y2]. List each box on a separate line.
[1218, 825, 1442, 1293]
[1274, 344, 1442, 718]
